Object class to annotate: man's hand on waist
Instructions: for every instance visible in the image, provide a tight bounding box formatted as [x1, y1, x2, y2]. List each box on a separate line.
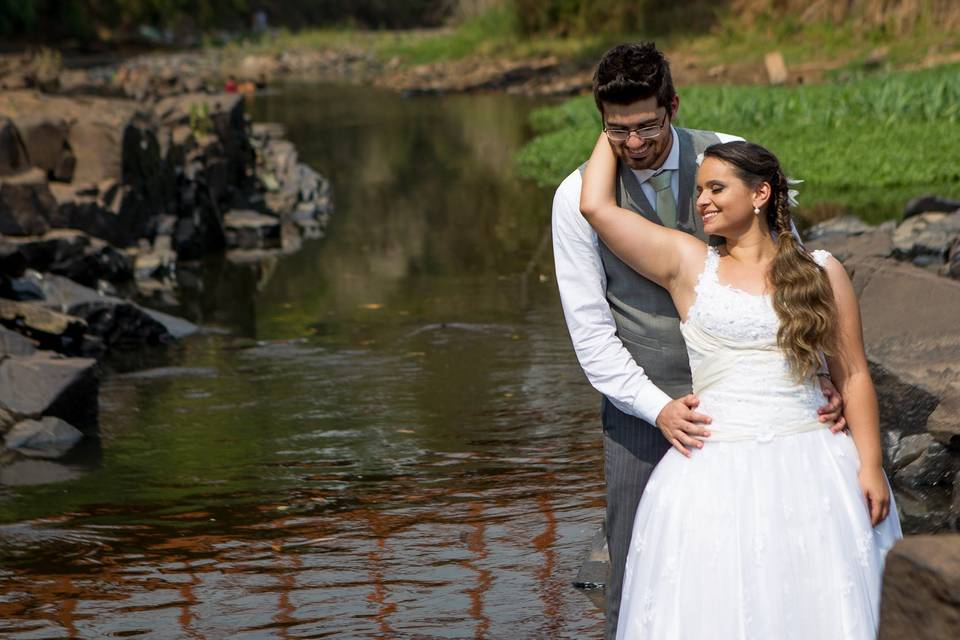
[656, 394, 712, 458]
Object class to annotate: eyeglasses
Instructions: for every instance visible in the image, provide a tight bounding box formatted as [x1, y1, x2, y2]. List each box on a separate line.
[603, 113, 668, 142]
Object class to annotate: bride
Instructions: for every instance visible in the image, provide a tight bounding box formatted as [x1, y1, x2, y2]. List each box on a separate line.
[579, 136, 902, 639]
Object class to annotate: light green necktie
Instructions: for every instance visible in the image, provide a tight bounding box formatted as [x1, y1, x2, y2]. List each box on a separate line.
[648, 170, 677, 228]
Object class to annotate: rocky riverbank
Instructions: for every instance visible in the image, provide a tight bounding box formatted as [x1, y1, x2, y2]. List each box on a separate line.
[0, 69, 332, 478]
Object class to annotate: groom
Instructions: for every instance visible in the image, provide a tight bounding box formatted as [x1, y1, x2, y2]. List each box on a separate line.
[551, 42, 844, 640]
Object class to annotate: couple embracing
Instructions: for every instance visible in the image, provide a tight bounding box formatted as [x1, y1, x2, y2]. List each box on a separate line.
[552, 43, 902, 640]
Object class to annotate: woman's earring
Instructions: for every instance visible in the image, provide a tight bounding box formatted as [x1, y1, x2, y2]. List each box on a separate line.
[753, 206, 760, 215]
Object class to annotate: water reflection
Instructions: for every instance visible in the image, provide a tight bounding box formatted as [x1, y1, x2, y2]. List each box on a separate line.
[0, 83, 605, 637]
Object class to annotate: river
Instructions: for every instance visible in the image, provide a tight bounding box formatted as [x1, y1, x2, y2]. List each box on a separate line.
[0, 84, 607, 638]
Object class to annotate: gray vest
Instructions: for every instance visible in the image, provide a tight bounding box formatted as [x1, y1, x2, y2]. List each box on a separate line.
[580, 127, 722, 400]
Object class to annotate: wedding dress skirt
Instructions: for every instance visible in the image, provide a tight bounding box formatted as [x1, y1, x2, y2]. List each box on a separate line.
[616, 248, 902, 640]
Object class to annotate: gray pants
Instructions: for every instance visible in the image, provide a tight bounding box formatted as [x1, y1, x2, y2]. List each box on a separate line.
[602, 398, 671, 640]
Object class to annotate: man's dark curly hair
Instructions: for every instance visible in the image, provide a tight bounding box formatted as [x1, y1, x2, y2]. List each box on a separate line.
[593, 42, 677, 117]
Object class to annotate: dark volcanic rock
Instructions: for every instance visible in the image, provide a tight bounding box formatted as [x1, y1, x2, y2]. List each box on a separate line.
[223, 209, 281, 249]
[8, 229, 133, 286]
[903, 194, 960, 219]
[878, 535, 960, 640]
[0, 325, 36, 356]
[892, 211, 960, 262]
[0, 298, 86, 354]
[0, 351, 98, 426]
[4, 416, 83, 459]
[0, 117, 30, 176]
[48, 180, 150, 248]
[0, 168, 56, 236]
[35, 273, 195, 348]
[895, 441, 957, 488]
[16, 115, 75, 182]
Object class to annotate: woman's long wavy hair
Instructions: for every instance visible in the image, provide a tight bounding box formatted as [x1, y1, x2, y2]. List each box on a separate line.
[703, 141, 836, 381]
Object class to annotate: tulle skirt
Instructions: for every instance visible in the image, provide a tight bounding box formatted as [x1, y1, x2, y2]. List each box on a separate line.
[616, 428, 902, 640]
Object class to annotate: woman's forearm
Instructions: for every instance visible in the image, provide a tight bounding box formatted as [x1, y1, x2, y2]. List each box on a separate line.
[839, 371, 883, 470]
[580, 133, 619, 218]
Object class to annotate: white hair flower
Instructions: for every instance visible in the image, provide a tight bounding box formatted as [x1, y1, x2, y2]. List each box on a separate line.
[786, 177, 803, 208]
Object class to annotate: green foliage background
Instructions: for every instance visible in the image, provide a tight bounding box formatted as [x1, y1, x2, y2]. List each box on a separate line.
[516, 65, 960, 223]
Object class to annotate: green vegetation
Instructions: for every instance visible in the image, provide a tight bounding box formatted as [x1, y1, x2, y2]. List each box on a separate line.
[516, 64, 960, 223]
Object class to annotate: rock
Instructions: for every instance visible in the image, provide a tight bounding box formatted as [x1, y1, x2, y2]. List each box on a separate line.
[847, 257, 960, 492]
[0, 351, 98, 426]
[948, 238, 960, 280]
[0, 272, 43, 301]
[890, 433, 935, 471]
[223, 209, 281, 249]
[892, 211, 960, 262]
[896, 442, 956, 487]
[34, 272, 194, 348]
[0, 458, 85, 486]
[878, 535, 960, 640]
[4, 416, 82, 459]
[15, 115, 75, 182]
[48, 181, 149, 248]
[574, 524, 608, 589]
[904, 194, 960, 219]
[0, 237, 26, 277]
[0, 167, 56, 236]
[953, 471, 960, 530]
[7, 229, 132, 286]
[0, 117, 30, 176]
[806, 228, 893, 264]
[0, 325, 36, 356]
[927, 395, 960, 449]
[0, 404, 14, 435]
[0, 298, 87, 353]
[805, 215, 877, 240]
[764, 51, 789, 85]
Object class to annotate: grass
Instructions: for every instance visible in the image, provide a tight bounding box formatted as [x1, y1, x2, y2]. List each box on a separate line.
[516, 64, 960, 224]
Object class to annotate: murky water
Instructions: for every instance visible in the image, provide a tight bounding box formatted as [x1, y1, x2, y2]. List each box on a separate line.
[0, 85, 607, 638]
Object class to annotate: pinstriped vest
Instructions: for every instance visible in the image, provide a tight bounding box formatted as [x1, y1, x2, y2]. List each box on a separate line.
[580, 127, 722, 415]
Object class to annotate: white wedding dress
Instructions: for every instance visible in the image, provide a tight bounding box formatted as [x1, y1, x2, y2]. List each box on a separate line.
[616, 247, 902, 640]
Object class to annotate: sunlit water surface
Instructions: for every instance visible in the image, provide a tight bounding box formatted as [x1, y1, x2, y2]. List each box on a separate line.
[0, 84, 607, 638]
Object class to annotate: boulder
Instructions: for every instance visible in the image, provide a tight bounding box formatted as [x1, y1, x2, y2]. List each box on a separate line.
[35, 272, 196, 346]
[807, 227, 893, 264]
[889, 433, 935, 471]
[0, 91, 172, 225]
[4, 416, 83, 459]
[0, 117, 30, 176]
[0, 458, 85, 486]
[223, 209, 281, 249]
[805, 215, 878, 240]
[903, 194, 960, 219]
[896, 442, 957, 488]
[0, 404, 14, 435]
[0, 168, 55, 236]
[15, 115, 75, 182]
[948, 238, 960, 280]
[0, 237, 26, 277]
[878, 535, 960, 640]
[48, 181, 150, 248]
[7, 229, 132, 286]
[892, 211, 960, 262]
[0, 298, 87, 354]
[0, 325, 36, 356]
[0, 351, 98, 426]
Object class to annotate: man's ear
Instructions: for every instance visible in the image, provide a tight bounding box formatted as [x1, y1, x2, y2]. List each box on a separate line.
[670, 94, 680, 119]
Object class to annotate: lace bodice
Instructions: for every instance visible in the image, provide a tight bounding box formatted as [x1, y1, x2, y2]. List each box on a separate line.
[679, 246, 832, 441]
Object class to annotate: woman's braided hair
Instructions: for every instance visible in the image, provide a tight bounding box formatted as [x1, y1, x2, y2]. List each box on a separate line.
[703, 141, 836, 381]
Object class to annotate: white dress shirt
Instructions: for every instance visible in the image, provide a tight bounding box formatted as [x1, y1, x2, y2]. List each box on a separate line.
[552, 127, 743, 426]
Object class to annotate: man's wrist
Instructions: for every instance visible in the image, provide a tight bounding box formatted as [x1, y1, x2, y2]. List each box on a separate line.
[637, 390, 673, 427]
